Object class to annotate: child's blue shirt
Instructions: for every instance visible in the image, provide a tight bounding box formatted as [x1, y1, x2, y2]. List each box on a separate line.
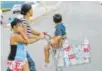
[55, 23, 66, 36]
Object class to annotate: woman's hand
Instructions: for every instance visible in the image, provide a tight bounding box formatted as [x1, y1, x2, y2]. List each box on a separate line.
[39, 32, 45, 39]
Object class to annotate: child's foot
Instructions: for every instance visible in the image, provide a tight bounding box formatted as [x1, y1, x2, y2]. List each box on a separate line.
[45, 59, 50, 64]
[44, 62, 51, 68]
[45, 59, 50, 67]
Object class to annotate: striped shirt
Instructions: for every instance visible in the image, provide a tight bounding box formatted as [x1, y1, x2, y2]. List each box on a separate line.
[20, 17, 32, 36]
[17, 15, 32, 36]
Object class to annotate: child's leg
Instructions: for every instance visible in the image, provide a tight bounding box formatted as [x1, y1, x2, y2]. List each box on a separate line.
[51, 37, 64, 49]
[22, 61, 30, 71]
[44, 44, 50, 63]
[50, 38, 60, 49]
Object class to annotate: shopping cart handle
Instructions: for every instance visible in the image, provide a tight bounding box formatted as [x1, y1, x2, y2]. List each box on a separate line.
[43, 32, 52, 38]
[43, 32, 47, 35]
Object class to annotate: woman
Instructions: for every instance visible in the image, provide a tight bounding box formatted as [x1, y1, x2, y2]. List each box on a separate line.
[20, 3, 45, 71]
[7, 18, 42, 71]
[7, 3, 45, 71]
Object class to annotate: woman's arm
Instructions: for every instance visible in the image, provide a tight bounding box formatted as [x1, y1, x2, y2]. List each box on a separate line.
[31, 28, 41, 36]
[31, 28, 45, 39]
[20, 31, 29, 41]
[28, 34, 42, 39]
[14, 34, 41, 44]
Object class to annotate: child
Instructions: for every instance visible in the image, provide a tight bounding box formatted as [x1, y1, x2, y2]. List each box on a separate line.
[7, 18, 42, 71]
[44, 14, 66, 64]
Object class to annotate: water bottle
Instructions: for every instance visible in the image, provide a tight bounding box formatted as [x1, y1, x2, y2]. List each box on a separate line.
[82, 38, 90, 58]
[69, 53, 77, 65]
[74, 45, 83, 64]
[63, 38, 71, 58]
[57, 49, 64, 67]
[64, 55, 70, 67]
[82, 38, 90, 63]
[63, 38, 69, 49]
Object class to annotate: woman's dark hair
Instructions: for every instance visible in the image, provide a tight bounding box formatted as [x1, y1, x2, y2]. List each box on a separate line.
[21, 3, 32, 15]
[11, 18, 22, 29]
[53, 14, 62, 23]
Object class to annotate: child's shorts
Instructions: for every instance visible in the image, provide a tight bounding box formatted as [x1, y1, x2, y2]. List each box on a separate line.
[6, 60, 26, 71]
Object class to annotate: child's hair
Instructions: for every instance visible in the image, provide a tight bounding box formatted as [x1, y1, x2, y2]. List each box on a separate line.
[11, 18, 22, 29]
[53, 14, 62, 23]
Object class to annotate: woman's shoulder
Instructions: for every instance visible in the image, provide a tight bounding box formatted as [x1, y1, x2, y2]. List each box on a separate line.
[10, 33, 21, 45]
[10, 33, 21, 39]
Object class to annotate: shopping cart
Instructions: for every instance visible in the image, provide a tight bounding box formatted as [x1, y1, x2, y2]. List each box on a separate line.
[43, 32, 64, 71]
[43, 32, 91, 71]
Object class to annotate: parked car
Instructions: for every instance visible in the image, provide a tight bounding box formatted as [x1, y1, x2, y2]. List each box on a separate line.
[11, 4, 22, 14]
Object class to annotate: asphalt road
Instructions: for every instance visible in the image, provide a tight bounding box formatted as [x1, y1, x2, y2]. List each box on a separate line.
[1, 1, 102, 71]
